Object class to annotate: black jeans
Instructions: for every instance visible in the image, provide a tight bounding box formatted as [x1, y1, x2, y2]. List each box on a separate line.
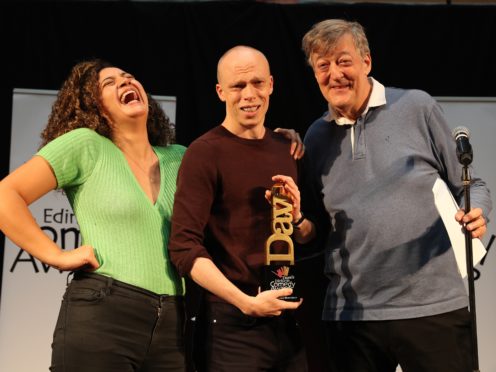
[204, 301, 307, 372]
[326, 308, 473, 372]
[50, 272, 185, 372]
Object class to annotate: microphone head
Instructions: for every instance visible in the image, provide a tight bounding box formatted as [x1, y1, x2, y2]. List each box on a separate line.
[452, 126, 473, 165]
[452, 126, 470, 140]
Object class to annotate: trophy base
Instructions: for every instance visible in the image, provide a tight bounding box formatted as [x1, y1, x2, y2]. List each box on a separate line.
[261, 264, 299, 302]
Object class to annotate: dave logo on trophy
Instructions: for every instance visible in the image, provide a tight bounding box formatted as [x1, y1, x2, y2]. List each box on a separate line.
[262, 182, 299, 301]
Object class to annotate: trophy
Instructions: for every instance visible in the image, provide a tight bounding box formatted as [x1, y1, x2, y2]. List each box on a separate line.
[262, 182, 299, 302]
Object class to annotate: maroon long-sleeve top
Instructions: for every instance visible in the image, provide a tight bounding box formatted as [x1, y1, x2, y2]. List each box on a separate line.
[169, 125, 298, 299]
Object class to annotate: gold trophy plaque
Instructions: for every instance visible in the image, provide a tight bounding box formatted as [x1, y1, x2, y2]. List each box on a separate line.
[262, 182, 299, 301]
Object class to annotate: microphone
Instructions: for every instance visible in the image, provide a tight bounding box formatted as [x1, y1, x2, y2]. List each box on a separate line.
[452, 126, 473, 166]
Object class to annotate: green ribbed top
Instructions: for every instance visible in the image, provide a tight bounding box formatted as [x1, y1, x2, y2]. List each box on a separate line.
[37, 128, 185, 295]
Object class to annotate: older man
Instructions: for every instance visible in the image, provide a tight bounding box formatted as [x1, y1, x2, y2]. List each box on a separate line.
[301, 19, 492, 372]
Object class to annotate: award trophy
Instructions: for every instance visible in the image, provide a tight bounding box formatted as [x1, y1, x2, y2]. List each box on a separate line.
[262, 182, 299, 301]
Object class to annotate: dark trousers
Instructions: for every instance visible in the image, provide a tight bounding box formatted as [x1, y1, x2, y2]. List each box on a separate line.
[50, 272, 186, 372]
[204, 301, 308, 372]
[326, 308, 473, 372]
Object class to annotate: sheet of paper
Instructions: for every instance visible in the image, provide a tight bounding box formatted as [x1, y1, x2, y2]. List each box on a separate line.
[432, 178, 486, 278]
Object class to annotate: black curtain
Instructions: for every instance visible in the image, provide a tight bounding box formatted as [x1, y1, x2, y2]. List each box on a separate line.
[2, 1, 496, 155]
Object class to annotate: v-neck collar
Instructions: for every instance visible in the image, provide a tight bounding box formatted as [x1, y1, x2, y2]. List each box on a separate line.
[115, 143, 162, 207]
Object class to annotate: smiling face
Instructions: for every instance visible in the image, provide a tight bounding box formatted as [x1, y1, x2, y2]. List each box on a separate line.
[311, 33, 372, 120]
[98, 67, 148, 126]
[216, 47, 273, 135]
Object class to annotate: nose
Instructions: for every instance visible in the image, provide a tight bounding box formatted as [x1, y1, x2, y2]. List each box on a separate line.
[241, 84, 256, 100]
[118, 77, 132, 88]
[329, 63, 343, 80]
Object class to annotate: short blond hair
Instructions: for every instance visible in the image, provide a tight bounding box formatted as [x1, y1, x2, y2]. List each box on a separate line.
[216, 45, 269, 83]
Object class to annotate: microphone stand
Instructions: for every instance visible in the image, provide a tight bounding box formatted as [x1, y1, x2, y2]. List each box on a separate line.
[462, 165, 480, 372]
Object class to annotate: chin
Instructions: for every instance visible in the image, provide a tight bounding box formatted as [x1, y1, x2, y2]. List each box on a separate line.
[240, 122, 259, 128]
[329, 97, 350, 109]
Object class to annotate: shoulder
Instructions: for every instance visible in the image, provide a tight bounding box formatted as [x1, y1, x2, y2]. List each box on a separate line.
[52, 127, 103, 144]
[63, 128, 104, 141]
[305, 114, 330, 141]
[267, 128, 292, 145]
[186, 127, 225, 153]
[154, 145, 185, 175]
[385, 87, 437, 108]
[154, 144, 187, 158]
[36, 128, 105, 187]
[39, 128, 105, 155]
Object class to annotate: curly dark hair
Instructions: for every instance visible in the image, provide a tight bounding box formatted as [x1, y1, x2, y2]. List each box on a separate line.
[40, 59, 175, 148]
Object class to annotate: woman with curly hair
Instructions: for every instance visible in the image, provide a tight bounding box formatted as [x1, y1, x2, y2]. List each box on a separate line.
[0, 60, 186, 371]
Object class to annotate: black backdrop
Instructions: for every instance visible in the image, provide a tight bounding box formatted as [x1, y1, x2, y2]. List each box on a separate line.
[2, 1, 496, 176]
[1, 1, 496, 370]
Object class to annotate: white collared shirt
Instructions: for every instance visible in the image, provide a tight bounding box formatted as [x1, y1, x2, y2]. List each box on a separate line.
[324, 77, 386, 152]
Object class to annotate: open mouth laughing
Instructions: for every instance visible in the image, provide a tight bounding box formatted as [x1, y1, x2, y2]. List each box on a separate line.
[120, 89, 140, 105]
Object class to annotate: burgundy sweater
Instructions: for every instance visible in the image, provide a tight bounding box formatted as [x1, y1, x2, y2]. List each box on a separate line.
[169, 126, 298, 298]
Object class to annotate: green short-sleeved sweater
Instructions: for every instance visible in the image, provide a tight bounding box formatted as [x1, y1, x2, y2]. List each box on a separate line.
[37, 128, 185, 295]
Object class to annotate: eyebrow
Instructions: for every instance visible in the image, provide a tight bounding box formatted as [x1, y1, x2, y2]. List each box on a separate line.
[100, 71, 131, 85]
[100, 76, 113, 84]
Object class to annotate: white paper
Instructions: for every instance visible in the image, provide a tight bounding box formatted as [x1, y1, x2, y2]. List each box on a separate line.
[432, 178, 486, 278]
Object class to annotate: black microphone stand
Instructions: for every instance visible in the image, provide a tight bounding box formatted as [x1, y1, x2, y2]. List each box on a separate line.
[462, 165, 480, 372]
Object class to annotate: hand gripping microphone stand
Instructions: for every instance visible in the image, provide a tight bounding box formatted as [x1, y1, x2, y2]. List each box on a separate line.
[453, 127, 480, 372]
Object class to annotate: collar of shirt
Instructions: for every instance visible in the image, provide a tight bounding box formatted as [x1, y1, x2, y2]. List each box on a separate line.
[323, 77, 387, 125]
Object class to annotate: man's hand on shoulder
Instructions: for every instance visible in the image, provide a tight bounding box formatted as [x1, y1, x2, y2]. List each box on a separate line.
[274, 128, 305, 160]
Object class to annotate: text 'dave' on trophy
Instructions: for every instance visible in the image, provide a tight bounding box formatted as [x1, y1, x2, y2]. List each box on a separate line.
[262, 182, 299, 302]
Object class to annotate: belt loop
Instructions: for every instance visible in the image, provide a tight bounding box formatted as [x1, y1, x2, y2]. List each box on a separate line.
[66, 271, 75, 286]
[105, 275, 113, 294]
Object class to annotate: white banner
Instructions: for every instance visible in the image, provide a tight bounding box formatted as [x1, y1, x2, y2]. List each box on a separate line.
[0, 89, 176, 372]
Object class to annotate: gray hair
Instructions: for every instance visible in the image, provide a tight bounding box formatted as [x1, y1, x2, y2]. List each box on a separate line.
[302, 19, 370, 67]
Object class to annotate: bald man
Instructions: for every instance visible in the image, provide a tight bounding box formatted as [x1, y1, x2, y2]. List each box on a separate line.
[169, 46, 310, 372]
